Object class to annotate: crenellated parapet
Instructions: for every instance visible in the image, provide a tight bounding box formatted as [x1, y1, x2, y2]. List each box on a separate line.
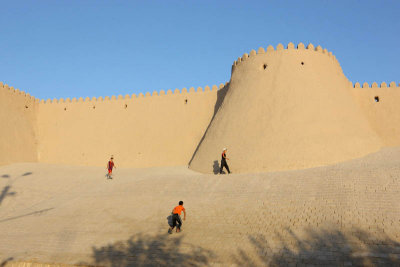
[1, 80, 230, 106]
[2, 42, 397, 107]
[1, 42, 342, 105]
[352, 81, 399, 89]
[0, 82, 40, 104]
[39, 83, 228, 104]
[232, 42, 340, 70]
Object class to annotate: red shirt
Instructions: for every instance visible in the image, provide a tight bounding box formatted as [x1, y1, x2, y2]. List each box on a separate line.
[108, 161, 114, 170]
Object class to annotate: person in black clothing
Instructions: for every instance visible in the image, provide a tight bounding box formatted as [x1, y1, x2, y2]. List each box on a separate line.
[220, 148, 231, 174]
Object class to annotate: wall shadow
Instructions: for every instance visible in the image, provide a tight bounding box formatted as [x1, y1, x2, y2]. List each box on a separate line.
[82, 233, 214, 267]
[188, 83, 230, 169]
[1, 175, 10, 178]
[233, 228, 400, 266]
[212, 83, 230, 117]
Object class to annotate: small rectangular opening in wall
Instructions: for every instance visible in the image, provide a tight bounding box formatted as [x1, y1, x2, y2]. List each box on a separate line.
[374, 96, 379, 102]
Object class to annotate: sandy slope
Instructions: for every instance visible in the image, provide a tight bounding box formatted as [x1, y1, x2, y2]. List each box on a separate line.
[1, 148, 400, 266]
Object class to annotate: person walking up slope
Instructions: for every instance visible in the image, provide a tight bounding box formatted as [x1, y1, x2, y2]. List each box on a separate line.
[220, 148, 231, 174]
[168, 201, 186, 234]
[107, 156, 116, 179]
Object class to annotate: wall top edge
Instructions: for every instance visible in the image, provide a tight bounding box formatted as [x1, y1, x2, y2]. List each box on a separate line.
[0, 82, 40, 102]
[233, 42, 338, 67]
[37, 82, 228, 104]
[1, 80, 228, 104]
[352, 81, 400, 89]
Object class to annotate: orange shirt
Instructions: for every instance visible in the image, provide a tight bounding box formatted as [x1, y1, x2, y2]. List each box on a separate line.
[173, 205, 185, 215]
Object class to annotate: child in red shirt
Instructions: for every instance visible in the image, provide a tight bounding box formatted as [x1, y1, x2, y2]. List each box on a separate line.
[107, 156, 116, 179]
[168, 201, 186, 234]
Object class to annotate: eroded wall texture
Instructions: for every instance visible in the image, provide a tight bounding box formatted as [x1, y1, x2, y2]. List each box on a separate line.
[0, 83, 38, 165]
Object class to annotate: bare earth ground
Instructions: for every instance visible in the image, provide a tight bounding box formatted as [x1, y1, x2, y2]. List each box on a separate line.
[1, 148, 400, 267]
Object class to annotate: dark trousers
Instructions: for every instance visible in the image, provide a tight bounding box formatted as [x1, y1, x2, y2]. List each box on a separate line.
[220, 160, 230, 174]
[171, 214, 182, 230]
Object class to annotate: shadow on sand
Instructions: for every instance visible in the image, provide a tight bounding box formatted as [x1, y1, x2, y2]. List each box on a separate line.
[0, 208, 54, 223]
[0, 186, 16, 206]
[233, 227, 400, 266]
[167, 214, 173, 227]
[0, 257, 14, 267]
[0, 172, 33, 207]
[212, 160, 220, 174]
[0, 172, 51, 223]
[82, 233, 214, 267]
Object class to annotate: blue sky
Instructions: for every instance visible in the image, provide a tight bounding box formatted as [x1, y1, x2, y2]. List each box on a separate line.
[0, 0, 399, 100]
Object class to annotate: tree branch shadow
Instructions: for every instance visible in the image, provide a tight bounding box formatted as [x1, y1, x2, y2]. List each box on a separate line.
[233, 227, 400, 266]
[0, 257, 14, 267]
[81, 232, 214, 267]
[0, 185, 16, 206]
[0, 172, 33, 206]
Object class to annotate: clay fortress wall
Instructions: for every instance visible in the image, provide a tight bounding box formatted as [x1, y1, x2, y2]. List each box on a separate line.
[1, 42, 399, 172]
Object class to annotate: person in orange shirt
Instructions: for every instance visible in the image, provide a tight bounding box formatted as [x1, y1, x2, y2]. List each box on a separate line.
[168, 201, 186, 234]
